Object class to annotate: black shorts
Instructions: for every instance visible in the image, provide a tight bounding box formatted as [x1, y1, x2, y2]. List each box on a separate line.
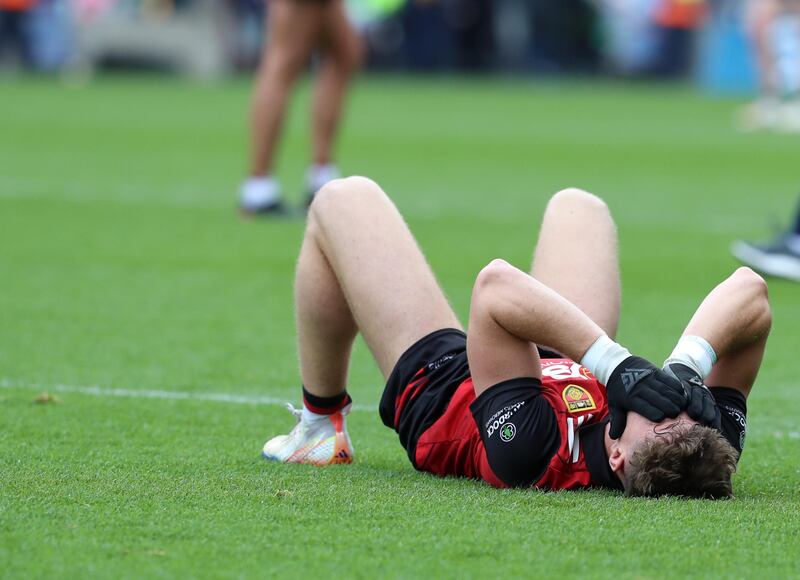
[380, 329, 470, 465]
[709, 387, 748, 456]
[379, 328, 562, 466]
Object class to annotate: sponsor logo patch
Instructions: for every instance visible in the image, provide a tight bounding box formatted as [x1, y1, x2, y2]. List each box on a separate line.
[500, 423, 516, 442]
[541, 360, 593, 381]
[721, 404, 747, 451]
[562, 385, 597, 413]
[486, 401, 525, 438]
[427, 353, 456, 371]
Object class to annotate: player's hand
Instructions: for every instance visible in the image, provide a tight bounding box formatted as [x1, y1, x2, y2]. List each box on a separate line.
[663, 362, 721, 429]
[606, 356, 687, 439]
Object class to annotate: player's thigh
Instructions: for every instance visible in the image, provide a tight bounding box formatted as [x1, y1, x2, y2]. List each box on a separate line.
[308, 176, 462, 377]
[318, 0, 362, 71]
[263, 0, 323, 71]
[531, 188, 620, 338]
[745, 0, 779, 36]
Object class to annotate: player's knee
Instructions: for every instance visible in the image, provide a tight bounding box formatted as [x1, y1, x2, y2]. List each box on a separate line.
[549, 187, 609, 214]
[265, 49, 306, 83]
[330, 41, 363, 76]
[309, 176, 384, 218]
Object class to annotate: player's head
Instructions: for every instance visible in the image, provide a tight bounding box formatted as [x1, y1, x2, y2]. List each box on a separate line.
[608, 412, 738, 499]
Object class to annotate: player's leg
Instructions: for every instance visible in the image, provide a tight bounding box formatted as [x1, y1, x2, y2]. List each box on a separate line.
[305, 0, 363, 199]
[739, 0, 782, 130]
[749, 0, 780, 98]
[530, 188, 621, 339]
[264, 177, 461, 464]
[241, 0, 323, 214]
[299, 176, 462, 387]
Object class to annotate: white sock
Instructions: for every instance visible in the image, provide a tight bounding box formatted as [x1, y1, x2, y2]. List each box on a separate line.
[663, 335, 717, 380]
[580, 335, 631, 386]
[301, 405, 331, 423]
[306, 163, 340, 194]
[240, 176, 280, 209]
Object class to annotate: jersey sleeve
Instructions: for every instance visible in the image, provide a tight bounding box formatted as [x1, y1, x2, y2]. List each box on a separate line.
[469, 377, 560, 488]
[709, 387, 748, 456]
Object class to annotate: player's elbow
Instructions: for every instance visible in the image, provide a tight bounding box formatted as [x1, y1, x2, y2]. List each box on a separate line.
[734, 266, 768, 296]
[548, 187, 609, 215]
[474, 259, 515, 294]
[309, 176, 385, 219]
[472, 259, 515, 314]
[733, 267, 772, 334]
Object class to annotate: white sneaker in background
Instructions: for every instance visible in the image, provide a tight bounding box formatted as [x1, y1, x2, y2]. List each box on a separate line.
[305, 164, 341, 205]
[776, 102, 800, 133]
[731, 234, 800, 282]
[736, 98, 780, 132]
[239, 176, 288, 216]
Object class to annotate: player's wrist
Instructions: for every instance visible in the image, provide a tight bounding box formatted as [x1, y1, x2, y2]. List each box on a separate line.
[580, 334, 631, 386]
[663, 335, 717, 381]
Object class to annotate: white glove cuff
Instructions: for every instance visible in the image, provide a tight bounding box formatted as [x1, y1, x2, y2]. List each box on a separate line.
[664, 335, 717, 380]
[580, 334, 631, 386]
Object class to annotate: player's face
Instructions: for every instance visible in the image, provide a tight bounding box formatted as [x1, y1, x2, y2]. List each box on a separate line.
[618, 411, 697, 454]
[607, 411, 699, 481]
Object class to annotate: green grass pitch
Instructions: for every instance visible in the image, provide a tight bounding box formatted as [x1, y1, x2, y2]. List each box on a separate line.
[1, 75, 799, 578]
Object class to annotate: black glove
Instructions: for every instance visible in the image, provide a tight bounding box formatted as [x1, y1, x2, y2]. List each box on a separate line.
[663, 362, 721, 429]
[606, 356, 687, 439]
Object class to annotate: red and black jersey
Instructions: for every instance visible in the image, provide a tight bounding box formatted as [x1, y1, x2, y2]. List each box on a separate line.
[379, 328, 747, 491]
[416, 359, 618, 490]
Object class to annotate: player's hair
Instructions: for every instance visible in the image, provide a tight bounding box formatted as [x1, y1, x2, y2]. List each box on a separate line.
[624, 424, 738, 499]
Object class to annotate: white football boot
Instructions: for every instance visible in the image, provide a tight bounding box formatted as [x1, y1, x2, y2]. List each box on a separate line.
[262, 403, 354, 465]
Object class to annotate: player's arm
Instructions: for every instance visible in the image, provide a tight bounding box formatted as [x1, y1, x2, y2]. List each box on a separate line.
[662, 267, 771, 440]
[467, 259, 686, 437]
[666, 267, 771, 394]
[467, 260, 603, 388]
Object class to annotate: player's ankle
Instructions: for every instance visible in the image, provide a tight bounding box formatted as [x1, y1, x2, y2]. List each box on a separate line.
[302, 386, 351, 421]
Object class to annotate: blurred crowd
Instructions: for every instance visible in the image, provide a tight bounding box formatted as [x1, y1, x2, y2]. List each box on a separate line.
[0, 0, 781, 83]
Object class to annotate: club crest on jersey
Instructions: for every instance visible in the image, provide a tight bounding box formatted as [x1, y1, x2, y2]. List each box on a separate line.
[562, 385, 597, 413]
[499, 423, 516, 442]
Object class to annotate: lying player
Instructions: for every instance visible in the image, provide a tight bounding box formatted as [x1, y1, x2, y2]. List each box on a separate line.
[262, 177, 772, 498]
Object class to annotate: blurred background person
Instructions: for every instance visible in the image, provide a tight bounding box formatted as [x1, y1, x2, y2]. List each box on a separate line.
[647, 0, 706, 77]
[731, 0, 800, 280]
[731, 194, 800, 281]
[239, 0, 363, 216]
[0, 0, 71, 71]
[596, 0, 705, 77]
[738, 0, 800, 131]
[0, 0, 37, 67]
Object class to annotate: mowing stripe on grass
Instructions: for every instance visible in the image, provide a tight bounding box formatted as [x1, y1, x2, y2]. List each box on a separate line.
[0, 378, 379, 412]
[2, 378, 798, 438]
